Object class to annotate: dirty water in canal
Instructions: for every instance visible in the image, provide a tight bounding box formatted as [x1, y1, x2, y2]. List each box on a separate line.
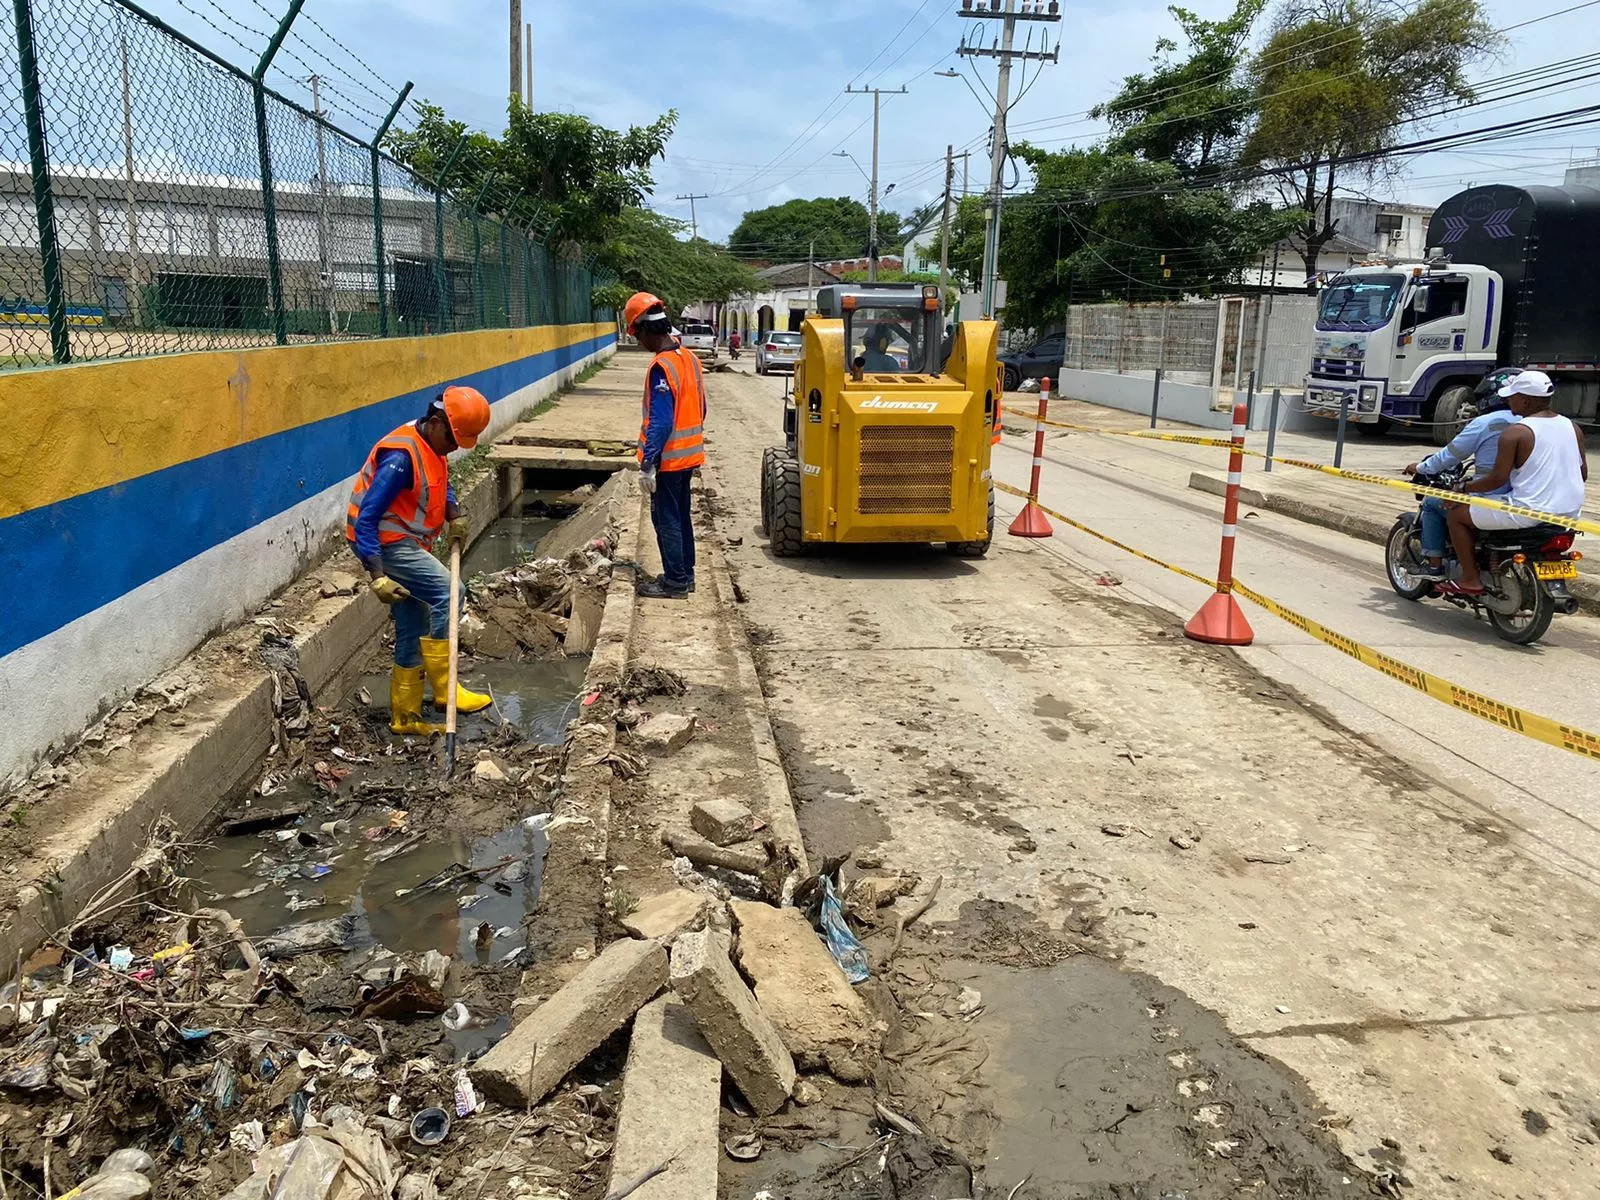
[187, 506, 600, 1033]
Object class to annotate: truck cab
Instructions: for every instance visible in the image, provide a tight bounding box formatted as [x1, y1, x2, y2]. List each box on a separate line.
[1303, 261, 1499, 441]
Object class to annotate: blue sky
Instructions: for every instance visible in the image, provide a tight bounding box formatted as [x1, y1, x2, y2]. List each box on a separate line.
[135, 0, 1597, 251]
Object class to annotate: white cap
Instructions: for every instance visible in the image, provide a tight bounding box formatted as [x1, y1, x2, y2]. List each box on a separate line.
[1500, 369, 1555, 398]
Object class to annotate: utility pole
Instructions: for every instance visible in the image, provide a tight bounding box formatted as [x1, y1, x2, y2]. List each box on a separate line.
[675, 193, 708, 242]
[938, 143, 953, 312]
[509, 0, 521, 106]
[807, 237, 815, 297]
[957, 0, 1059, 318]
[309, 74, 336, 334]
[525, 22, 532, 108]
[844, 84, 907, 282]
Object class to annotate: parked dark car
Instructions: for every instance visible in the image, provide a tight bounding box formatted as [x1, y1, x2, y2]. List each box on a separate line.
[999, 331, 1065, 391]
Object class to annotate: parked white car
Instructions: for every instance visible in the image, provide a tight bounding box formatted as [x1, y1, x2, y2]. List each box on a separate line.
[756, 330, 802, 375]
[679, 322, 718, 361]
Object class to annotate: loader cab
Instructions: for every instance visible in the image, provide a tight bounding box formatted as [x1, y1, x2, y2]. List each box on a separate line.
[816, 283, 944, 379]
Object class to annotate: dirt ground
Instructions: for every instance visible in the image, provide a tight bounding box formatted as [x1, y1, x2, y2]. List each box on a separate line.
[690, 364, 1600, 1199]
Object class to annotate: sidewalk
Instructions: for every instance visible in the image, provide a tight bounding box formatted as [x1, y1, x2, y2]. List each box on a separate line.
[1024, 398, 1600, 604]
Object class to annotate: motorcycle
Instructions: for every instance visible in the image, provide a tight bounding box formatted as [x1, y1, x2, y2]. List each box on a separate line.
[1384, 464, 1582, 645]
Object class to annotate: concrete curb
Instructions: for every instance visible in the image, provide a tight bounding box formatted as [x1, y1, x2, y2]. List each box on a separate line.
[1187, 469, 1600, 616]
[697, 507, 810, 876]
[0, 463, 518, 974]
[550, 468, 643, 959]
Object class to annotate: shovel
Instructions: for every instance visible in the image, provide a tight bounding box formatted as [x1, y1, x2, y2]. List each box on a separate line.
[444, 539, 463, 778]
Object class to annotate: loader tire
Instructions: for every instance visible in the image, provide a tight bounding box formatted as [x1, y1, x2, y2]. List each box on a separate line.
[759, 447, 776, 537]
[946, 485, 995, 558]
[770, 451, 805, 558]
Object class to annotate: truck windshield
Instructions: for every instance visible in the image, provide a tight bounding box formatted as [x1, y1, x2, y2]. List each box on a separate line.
[1316, 275, 1404, 332]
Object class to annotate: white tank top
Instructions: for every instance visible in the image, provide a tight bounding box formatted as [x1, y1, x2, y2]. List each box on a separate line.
[1509, 414, 1585, 518]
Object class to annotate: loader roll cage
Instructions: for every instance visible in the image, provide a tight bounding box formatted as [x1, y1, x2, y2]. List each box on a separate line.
[816, 283, 944, 376]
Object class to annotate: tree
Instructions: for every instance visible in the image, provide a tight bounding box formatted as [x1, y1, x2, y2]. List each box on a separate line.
[727, 197, 907, 264]
[1093, 0, 1267, 178]
[386, 101, 678, 250]
[596, 208, 758, 315]
[1241, 0, 1499, 276]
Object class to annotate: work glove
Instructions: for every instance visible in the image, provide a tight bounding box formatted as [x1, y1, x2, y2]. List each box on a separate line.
[640, 466, 658, 496]
[370, 575, 411, 605]
[445, 515, 470, 547]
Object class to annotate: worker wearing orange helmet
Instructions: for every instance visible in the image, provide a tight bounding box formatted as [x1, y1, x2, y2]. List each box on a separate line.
[346, 384, 494, 734]
[626, 292, 706, 600]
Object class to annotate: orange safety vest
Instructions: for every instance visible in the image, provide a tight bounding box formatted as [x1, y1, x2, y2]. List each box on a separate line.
[638, 346, 707, 472]
[345, 422, 448, 549]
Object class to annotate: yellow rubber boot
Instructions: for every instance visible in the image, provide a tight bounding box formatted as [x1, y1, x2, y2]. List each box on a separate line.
[389, 665, 443, 736]
[418, 637, 493, 714]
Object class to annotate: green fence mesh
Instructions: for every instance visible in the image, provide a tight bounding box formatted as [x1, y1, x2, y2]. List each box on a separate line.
[1, 0, 610, 370]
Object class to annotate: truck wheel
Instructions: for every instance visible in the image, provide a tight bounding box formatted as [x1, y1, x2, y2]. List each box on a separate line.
[769, 451, 805, 558]
[1002, 365, 1021, 392]
[1353, 417, 1392, 437]
[1430, 385, 1476, 447]
[946, 486, 995, 558]
[759, 447, 775, 537]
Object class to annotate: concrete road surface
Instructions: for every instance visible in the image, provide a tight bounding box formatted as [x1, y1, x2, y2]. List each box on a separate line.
[700, 362, 1600, 1199]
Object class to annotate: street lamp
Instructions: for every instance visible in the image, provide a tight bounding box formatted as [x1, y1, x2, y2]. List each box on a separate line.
[835, 151, 880, 276]
[936, 67, 990, 116]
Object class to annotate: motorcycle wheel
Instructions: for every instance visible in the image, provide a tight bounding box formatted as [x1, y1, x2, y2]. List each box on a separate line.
[1485, 562, 1555, 645]
[1384, 520, 1433, 601]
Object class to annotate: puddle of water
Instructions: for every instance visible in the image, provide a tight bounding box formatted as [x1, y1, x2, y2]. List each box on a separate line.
[191, 779, 547, 965]
[348, 656, 589, 743]
[460, 491, 576, 577]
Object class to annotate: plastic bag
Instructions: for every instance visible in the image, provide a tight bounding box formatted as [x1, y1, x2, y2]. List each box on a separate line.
[817, 876, 870, 983]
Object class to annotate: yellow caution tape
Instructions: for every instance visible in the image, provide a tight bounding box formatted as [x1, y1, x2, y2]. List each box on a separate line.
[1256, 456, 1600, 539]
[996, 480, 1218, 587]
[994, 480, 1600, 763]
[1001, 406, 1237, 449]
[1001, 406, 1600, 538]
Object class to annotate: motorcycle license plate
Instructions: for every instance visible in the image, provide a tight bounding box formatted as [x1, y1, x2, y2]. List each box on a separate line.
[1535, 560, 1578, 580]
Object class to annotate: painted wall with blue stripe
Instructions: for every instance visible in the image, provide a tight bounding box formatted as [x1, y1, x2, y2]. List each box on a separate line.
[0, 323, 615, 784]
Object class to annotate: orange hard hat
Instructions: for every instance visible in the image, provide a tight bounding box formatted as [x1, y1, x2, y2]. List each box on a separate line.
[623, 291, 667, 334]
[439, 384, 490, 449]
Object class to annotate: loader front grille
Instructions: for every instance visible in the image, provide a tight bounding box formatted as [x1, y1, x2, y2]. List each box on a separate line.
[857, 424, 954, 514]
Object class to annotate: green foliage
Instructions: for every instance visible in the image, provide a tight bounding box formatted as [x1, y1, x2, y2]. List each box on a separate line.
[839, 268, 941, 285]
[597, 208, 760, 314]
[1242, 0, 1499, 273]
[728, 197, 907, 263]
[1093, 0, 1267, 177]
[386, 102, 678, 250]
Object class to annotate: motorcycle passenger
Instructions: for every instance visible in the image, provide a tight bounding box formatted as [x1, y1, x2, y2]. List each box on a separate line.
[1403, 367, 1520, 581]
[1443, 370, 1589, 596]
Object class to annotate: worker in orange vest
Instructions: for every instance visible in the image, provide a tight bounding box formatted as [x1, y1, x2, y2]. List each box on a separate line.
[625, 291, 706, 600]
[346, 385, 494, 734]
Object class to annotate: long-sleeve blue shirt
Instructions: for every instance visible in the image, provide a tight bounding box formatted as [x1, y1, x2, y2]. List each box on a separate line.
[640, 363, 676, 468]
[1418, 409, 1517, 493]
[351, 422, 457, 564]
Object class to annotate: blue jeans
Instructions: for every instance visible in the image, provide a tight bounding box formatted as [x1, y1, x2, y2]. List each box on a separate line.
[380, 539, 464, 667]
[1420, 496, 1449, 558]
[651, 469, 696, 591]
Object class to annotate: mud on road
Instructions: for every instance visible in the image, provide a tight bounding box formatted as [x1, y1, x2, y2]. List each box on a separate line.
[698, 365, 1600, 1199]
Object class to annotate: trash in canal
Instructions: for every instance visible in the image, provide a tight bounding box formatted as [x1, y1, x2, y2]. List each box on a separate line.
[410, 1106, 451, 1147]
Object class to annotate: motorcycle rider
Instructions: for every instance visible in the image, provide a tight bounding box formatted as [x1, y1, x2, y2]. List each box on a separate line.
[1402, 367, 1520, 581]
[1442, 370, 1588, 596]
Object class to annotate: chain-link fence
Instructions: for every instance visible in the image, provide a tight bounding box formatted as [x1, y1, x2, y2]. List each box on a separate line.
[2, 0, 610, 370]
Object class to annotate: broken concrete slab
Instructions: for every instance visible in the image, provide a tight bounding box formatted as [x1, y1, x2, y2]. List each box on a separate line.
[607, 996, 720, 1200]
[565, 582, 606, 655]
[729, 901, 874, 1083]
[690, 797, 755, 847]
[636, 713, 697, 754]
[470, 938, 667, 1108]
[471, 757, 508, 784]
[621, 889, 708, 943]
[671, 929, 795, 1116]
